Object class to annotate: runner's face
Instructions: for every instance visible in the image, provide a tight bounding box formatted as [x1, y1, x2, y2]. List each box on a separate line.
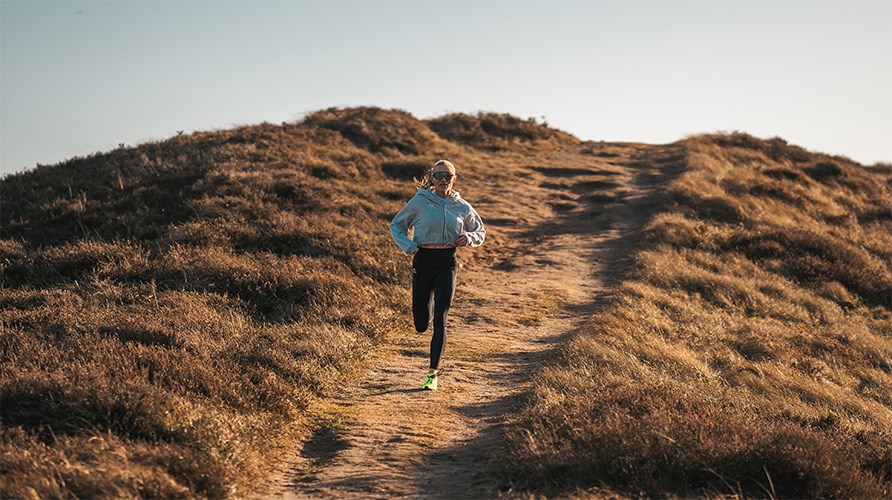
[432, 166, 456, 196]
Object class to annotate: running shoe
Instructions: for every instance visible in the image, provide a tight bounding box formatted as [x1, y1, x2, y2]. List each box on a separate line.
[421, 371, 438, 391]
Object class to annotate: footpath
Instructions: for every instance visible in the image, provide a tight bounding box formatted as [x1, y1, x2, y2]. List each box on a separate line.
[262, 142, 682, 498]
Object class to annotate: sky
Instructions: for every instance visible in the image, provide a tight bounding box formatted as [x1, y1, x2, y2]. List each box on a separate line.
[2, 0, 890, 176]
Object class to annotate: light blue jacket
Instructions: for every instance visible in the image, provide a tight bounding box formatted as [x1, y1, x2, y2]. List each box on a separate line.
[390, 187, 486, 255]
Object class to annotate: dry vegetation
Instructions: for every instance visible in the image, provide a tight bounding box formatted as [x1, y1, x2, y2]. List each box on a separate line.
[504, 134, 892, 497]
[4, 107, 890, 498]
[0, 107, 569, 497]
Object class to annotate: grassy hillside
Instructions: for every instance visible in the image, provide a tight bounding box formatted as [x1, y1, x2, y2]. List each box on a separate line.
[503, 134, 892, 497]
[4, 107, 889, 498]
[0, 107, 571, 497]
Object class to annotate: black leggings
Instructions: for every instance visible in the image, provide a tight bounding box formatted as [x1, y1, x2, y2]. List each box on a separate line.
[412, 248, 457, 370]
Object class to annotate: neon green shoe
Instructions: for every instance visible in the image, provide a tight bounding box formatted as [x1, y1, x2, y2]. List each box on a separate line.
[421, 371, 438, 391]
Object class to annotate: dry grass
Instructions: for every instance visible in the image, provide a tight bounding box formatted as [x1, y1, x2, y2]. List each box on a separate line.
[0, 107, 568, 497]
[503, 133, 892, 497]
[5, 111, 890, 498]
[427, 112, 577, 152]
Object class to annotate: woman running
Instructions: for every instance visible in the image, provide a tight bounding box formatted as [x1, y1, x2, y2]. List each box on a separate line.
[390, 160, 486, 390]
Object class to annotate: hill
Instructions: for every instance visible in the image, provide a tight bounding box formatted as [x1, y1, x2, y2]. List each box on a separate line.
[2, 108, 890, 498]
[0, 108, 574, 497]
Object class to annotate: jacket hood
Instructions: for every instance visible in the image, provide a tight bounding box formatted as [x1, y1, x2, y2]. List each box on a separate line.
[418, 187, 462, 202]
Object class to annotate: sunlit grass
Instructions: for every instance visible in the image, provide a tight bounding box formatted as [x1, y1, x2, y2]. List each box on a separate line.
[503, 133, 892, 497]
[0, 107, 569, 497]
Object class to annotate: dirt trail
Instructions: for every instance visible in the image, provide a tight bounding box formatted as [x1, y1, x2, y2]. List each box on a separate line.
[262, 143, 683, 498]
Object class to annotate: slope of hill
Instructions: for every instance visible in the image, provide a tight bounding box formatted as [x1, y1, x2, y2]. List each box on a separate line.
[2, 108, 890, 498]
[503, 134, 892, 497]
[0, 107, 571, 497]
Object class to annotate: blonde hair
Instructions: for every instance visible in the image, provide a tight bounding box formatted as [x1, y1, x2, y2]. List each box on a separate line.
[414, 160, 456, 189]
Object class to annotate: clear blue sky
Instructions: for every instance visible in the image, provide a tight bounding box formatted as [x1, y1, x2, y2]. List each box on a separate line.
[2, 0, 890, 175]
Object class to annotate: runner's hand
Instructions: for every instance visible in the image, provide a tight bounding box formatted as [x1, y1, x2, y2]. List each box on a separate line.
[455, 234, 469, 247]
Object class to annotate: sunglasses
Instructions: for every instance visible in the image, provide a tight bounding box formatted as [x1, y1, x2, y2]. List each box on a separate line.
[432, 172, 454, 180]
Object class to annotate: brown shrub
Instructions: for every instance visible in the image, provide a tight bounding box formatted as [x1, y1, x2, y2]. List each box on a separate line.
[301, 106, 444, 155]
[426, 112, 577, 151]
[728, 229, 892, 307]
[703, 132, 813, 164]
[507, 371, 887, 497]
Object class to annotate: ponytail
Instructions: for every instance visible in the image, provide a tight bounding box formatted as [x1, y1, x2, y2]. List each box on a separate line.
[414, 160, 455, 189]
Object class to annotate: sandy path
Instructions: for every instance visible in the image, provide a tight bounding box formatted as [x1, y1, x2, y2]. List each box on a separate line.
[261, 143, 683, 498]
